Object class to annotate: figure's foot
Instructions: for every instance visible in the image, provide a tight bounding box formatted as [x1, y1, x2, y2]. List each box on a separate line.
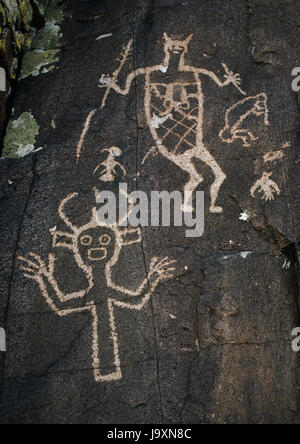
[210, 206, 223, 214]
[94, 369, 122, 383]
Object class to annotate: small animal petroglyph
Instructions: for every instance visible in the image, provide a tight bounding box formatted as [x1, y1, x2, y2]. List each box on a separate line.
[19, 192, 176, 383]
[250, 172, 281, 201]
[94, 147, 126, 183]
[263, 142, 291, 164]
[220, 93, 269, 147]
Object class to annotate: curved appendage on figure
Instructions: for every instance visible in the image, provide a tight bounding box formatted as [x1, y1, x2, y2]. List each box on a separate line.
[18, 253, 91, 315]
[107, 256, 177, 308]
[183, 63, 246, 95]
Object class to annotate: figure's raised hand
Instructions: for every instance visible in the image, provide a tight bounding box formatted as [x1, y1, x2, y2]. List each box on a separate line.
[18, 253, 47, 281]
[224, 71, 242, 87]
[221, 64, 246, 95]
[149, 256, 177, 282]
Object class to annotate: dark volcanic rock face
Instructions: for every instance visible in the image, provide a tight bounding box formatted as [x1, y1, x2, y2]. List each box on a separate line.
[0, 0, 299, 424]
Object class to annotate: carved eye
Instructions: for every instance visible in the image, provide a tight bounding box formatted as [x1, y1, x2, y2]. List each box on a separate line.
[100, 234, 111, 246]
[80, 235, 92, 246]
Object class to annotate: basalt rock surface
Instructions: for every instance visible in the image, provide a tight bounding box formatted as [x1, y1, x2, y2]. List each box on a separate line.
[0, 0, 299, 424]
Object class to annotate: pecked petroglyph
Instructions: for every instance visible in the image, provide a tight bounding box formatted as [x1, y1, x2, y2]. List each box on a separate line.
[99, 33, 248, 214]
[219, 93, 269, 148]
[19, 191, 176, 383]
[93, 147, 126, 183]
[76, 109, 97, 163]
[250, 172, 281, 201]
[263, 142, 291, 164]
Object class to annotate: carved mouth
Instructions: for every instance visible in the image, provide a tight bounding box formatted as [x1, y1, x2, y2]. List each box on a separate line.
[88, 248, 107, 261]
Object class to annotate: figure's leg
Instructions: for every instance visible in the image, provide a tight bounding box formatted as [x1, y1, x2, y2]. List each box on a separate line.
[91, 302, 122, 383]
[196, 147, 226, 213]
[182, 161, 204, 213]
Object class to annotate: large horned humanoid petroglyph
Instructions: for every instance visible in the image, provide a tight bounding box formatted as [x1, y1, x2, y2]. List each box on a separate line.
[19, 192, 176, 383]
[97, 33, 248, 214]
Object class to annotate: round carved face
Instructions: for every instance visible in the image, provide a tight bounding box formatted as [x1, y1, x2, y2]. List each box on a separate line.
[78, 227, 116, 266]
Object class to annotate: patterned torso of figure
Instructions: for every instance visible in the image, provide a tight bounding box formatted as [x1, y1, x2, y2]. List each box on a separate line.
[147, 72, 202, 155]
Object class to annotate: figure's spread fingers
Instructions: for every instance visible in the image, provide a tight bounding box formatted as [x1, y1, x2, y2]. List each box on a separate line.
[162, 273, 174, 280]
[150, 256, 159, 265]
[157, 256, 170, 266]
[160, 260, 177, 269]
[23, 273, 36, 280]
[20, 265, 36, 275]
[28, 253, 44, 267]
[18, 256, 40, 270]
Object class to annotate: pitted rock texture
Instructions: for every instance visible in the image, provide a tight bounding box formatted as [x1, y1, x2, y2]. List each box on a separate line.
[0, 0, 299, 424]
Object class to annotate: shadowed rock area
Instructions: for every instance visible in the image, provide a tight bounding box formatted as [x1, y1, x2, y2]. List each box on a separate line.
[0, 0, 299, 424]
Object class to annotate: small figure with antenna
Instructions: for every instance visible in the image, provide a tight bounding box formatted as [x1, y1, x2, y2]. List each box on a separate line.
[94, 146, 127, 183]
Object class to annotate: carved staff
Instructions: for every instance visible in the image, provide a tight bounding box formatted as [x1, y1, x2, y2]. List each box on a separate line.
[100, 39, 134, 108]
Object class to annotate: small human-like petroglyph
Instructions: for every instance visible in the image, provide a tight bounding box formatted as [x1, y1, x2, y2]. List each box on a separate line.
[93, 147, 126, 183]
[250, 172, 281, 201]
[263, 142, 291, 164]
[19, 191, 177, 383]
[219, 93, 269, 147]
[99, 33, 248, 214]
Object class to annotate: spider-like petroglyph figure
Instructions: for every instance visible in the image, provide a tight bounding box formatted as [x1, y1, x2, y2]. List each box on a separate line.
[250, 172, 281, 201]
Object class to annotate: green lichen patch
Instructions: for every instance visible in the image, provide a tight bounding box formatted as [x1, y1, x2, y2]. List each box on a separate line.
[2, 0, 20, 25]
[32, 20, 62, 50]
[20, 48, 59, 79]
[2, 111, 40, 158]
[20, 0, 66, 79]
[17, 0, 33, 32]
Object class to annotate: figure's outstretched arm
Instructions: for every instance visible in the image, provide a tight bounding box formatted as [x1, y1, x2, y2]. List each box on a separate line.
[108, 256, 177, 309]
[99, 68, 145, 96]
[114, 162, 127, 177]
[191, 63, 246, 95]
[19, 253, 90, 314]
[99, 68, 145, 108]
